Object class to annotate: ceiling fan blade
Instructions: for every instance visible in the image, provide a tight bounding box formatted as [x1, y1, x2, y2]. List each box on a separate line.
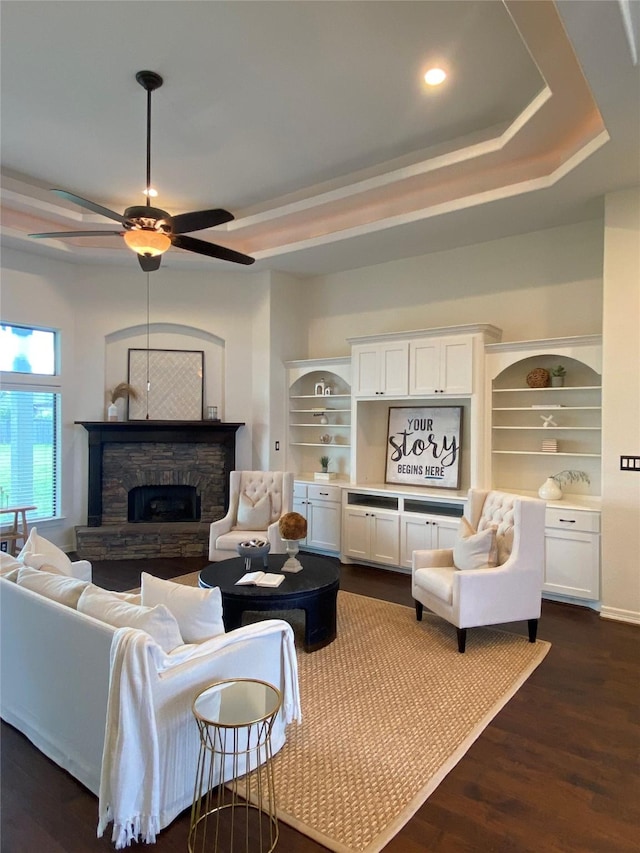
[171, 234, 255, 266]
[138, 254, 162, 272]
[51, 189, 124, 223]
[29, 230, 124, 238]
[171, 208, 235, 235]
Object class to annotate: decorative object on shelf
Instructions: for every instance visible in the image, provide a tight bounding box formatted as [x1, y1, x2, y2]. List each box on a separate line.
[540, 414, 557, 428]
[319, 434, 332, 444]
[319, 455, 330, 473]
[279, 511, 307, 573]
[324, 386, 332, 395]
[314, 378, 326, 396]
[526, 368, 550, 388]
[386, 406, 462, 489]
[319, 414, 329, 425]
[128, 348, 204, 421]
[538, 469, 590, 500]
[205, 406, 220, 421]
[541, 438, 558, 453]
[236, 539, 271, 571]
[550, 365, 566, 387]
[107, 382, 139, 421]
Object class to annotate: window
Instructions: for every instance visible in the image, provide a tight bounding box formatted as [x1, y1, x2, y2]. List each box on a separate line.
[0, 324, 60, 521]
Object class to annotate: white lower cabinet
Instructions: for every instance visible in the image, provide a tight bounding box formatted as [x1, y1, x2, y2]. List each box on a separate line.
[543, 508, 600, 600]
[342, 507, 399, 565]
[293, 482, 341, 554]
[400, 513, 459, 569]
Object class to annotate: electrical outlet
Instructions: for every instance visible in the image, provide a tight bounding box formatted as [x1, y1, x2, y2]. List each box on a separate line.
[620, 455, 640, 471]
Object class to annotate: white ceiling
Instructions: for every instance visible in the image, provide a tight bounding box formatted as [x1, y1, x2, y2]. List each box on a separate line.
[1, 0, 638, 276]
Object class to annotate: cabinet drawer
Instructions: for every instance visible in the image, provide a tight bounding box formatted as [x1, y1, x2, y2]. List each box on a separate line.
[545, 508, 600, 533]
[308, 484, 341, 502]
[293, 482, 308, 499]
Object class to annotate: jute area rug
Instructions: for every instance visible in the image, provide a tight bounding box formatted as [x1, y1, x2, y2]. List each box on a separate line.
[174, 573, 550, 853]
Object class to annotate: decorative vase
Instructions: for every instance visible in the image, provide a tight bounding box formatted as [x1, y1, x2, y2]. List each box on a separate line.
[551, 376, 564, 387]
[538, 477, 563, 500]
[282, 539, 303, 573]
[107, 403, 119, 422]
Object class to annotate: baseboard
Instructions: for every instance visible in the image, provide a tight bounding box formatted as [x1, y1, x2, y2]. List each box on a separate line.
[599, 606, 640, 626]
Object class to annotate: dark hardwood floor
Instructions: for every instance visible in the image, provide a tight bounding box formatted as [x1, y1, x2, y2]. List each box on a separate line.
[2, 555, 638, 852]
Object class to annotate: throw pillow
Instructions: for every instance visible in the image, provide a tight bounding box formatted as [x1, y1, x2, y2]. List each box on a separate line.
[141, 573, 225, 643]
[1, 552, 23, 579]
[17, 565, 90, 608]
[77, 585, 183, 652]
[18, 526, 73, 575]
[236, 492, 271, 530]
[452, 516, 498, 571]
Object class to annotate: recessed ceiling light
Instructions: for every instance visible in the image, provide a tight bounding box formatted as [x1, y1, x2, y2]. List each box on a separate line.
[424, 68, 447, 86]
[143, 187, 158, 198]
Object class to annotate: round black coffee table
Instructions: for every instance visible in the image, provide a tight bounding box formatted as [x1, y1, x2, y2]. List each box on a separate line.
[199, 554, 339, 652]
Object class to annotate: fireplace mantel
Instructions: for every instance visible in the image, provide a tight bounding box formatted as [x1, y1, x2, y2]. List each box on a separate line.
[76, 421, 244, 527]
[76, 420, 244, 441]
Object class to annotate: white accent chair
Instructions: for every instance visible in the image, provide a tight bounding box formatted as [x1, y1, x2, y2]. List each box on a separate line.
[412, 489, 546, 652]
[208, 471, 294, 561]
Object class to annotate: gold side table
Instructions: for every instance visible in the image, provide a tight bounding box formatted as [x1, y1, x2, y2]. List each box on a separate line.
[189, 678, 282, 853]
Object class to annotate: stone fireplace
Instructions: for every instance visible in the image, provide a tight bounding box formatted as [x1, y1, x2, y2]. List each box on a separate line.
[75, 421, 243, 560]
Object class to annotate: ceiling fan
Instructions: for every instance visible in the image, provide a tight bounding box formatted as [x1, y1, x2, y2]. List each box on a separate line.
[29, 70, 255, 271]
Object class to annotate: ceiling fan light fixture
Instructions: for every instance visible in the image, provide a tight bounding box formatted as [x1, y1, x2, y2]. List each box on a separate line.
[424, 67, 447, 86]
[124, 229, 171, 257]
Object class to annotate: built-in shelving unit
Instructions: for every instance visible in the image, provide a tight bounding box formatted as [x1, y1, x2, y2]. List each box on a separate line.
[285, 358, 351, 479]
[486, 336, 602, 497]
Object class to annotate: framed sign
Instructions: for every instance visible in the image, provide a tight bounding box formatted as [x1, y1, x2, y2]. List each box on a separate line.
[127, 349, 204, 421]
[385, 406, 462, 489]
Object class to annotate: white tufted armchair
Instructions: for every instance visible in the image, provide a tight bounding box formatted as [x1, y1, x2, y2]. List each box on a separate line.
[412, 489, 546, 652]
[208, 471, 294, 562]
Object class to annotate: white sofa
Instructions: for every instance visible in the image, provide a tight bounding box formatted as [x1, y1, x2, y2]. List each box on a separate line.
[0, 571, 300, 846]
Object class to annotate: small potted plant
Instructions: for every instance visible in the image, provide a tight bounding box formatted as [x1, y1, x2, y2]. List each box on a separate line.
[538, 469, 590, 500]
[315, 454, 334, 481]
[550, 365, 566, 387]
[319, 455, 330, 473]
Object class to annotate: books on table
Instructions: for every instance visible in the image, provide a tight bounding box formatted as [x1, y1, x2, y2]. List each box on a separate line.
[235, 571, 285, 588]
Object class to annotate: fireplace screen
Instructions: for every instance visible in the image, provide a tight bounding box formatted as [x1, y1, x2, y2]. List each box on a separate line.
[128, 485, 201, 523]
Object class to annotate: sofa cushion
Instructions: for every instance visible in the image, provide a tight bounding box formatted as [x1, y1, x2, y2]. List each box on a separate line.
[236, 491, 272, 530]
[141, 573, 225, 643]
[18, 527, 74, 575]
[453, 517, 498, 571]
[17, 565, 90, 607]
[77, 586, 183, 652]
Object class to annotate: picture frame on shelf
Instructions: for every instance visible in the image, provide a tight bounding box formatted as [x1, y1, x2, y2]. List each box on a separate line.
[385, 406, 462, 489]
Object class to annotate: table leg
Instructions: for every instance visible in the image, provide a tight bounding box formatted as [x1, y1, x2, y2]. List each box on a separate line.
[303, 586, 338, 652]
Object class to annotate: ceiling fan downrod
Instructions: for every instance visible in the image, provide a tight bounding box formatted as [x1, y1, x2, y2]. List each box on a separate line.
[135, 70, 163, 208]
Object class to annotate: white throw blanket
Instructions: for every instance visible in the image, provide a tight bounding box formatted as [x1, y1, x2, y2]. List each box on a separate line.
[98, 619, 301, 848]
[98, 628, 164, 848]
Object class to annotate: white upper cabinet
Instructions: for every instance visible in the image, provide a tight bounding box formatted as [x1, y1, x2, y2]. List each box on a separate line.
[349, 325, 501, 401]
[351, 341, 408, 397]
[409, 335, 473, 396]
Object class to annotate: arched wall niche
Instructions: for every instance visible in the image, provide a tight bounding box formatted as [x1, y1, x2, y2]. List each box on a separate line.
[105, 322, 225, 419]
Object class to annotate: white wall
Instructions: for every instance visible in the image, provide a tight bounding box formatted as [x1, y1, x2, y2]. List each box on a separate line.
[600, 188, 640, 624]
[0, 249, 274, 548]
[303, 221, 604, 355]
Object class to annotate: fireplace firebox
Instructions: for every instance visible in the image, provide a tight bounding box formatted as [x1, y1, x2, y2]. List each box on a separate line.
[128, 485, 200, 523]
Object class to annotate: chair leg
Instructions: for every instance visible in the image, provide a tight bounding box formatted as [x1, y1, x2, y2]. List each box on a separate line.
[414, 600, 423, 622]
[527, 618, 538, 643]
[456, 628, 467, 653]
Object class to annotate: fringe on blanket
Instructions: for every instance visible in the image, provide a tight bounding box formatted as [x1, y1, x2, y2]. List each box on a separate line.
[98, 805, 160, 849]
